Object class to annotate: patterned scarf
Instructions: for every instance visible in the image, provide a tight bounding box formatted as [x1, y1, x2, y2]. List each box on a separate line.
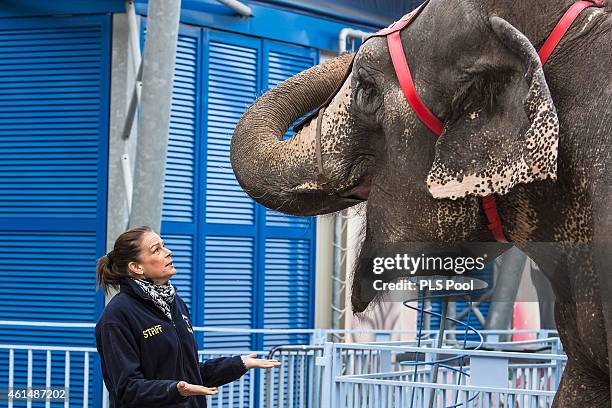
[132, 278, 176, 321]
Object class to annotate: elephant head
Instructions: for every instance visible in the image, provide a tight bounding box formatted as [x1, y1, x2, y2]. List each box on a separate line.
[231, 0, 559, 312]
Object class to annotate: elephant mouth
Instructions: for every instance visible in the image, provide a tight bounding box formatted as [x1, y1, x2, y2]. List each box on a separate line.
[340, 175, 372, 200]
[291, 175, 370, 202]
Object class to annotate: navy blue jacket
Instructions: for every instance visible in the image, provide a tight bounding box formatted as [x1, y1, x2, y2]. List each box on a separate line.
[96, 278, 247, 407]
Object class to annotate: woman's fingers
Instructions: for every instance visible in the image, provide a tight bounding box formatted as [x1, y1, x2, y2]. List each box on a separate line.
[241, 353, 282, 369]
[177, 381, 218, 396]
[262, 359, 281, 368]
[252, 358, 282, 369]
[192, 385, 218, 396]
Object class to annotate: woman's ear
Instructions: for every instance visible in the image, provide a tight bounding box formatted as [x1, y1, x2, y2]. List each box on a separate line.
[426, 16, 559, 200]
[128, 261, 144, 276]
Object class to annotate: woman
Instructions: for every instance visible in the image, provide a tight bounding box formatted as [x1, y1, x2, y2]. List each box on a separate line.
[95, 226, 280, 407]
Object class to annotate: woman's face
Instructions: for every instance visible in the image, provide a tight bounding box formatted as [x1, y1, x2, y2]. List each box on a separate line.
[130, 231, 176, 284]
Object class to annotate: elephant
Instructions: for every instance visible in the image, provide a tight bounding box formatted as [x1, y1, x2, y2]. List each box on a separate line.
[230, 0, 612, 406]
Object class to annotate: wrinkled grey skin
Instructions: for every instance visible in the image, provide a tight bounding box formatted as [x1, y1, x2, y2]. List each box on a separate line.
[231, 0, 612, 405]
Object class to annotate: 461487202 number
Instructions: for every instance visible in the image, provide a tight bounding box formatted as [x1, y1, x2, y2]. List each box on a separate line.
[2, 387, 68, 402]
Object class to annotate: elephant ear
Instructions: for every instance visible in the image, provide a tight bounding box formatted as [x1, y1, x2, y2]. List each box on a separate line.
[426, 16, 559, 200]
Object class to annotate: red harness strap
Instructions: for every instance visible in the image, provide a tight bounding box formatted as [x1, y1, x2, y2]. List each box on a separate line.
[387, 1, 602, 242]
[388, 31, 444, 135]
[539, 1, 600, 64]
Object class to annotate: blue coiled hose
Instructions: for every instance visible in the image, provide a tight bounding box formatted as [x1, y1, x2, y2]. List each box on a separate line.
[402, 292, 484, 408]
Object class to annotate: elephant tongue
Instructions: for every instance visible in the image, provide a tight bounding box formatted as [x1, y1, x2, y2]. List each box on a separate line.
[341, 176, 372, 200]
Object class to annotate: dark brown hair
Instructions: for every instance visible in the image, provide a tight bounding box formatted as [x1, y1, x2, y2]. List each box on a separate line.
[96, 226, 152, 294]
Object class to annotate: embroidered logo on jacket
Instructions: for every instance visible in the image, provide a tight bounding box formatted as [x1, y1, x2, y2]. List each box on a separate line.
[143, 324, 163, 339]
[182, 314, 193, 333]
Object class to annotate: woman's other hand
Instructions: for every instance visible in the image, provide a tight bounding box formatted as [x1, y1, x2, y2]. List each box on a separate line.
[177, 381, 218, 396]
[240, 353, 281, 369]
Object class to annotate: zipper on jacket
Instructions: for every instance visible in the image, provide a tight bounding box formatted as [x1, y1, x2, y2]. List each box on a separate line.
[170, 302, 187, 376]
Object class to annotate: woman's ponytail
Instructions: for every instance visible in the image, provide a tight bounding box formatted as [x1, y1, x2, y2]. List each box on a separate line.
[96, 253, 119, 295]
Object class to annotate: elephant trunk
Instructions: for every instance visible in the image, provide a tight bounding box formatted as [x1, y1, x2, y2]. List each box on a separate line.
[231, 54, 359, 216]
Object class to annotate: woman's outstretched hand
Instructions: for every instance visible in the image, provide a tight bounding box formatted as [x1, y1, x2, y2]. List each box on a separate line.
[241, 353, 281, 369]
[177, 381, 218, 396]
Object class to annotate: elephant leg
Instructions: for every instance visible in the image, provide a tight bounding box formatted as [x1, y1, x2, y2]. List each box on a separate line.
[554, 302, 610, 407]
[553, 361, 610, 408]
[592, 199, 612, 407]
[593, 185, 612, 405]
[600, 300, 612, 407]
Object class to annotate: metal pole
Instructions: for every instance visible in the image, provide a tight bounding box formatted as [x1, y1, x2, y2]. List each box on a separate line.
[121, 154, 133, 210]
[121, 63, 143, 140]
[331, 212, 346, 333]
[128, 0, 182, 230]
[338, 28, 370, 54]
[121, 1, 143, 142]
[428, 298, 448, 408]
[125, 0, 141, 71]
[485, 247, 527, 341]
[216, 0, 253, 17]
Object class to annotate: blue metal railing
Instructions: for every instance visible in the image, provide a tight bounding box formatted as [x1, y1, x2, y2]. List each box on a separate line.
[324, 341, 566, 408]
[0, 321, 563, 408]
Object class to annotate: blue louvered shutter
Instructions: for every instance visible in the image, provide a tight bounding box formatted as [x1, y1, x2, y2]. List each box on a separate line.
[0, 15, 111, 407]
[262, 42, 317, 348]
[182, 30, 318, 351]
[161, 27, 201, 314]
[204, 36, 258, 226]
[202, 31, 260, 350]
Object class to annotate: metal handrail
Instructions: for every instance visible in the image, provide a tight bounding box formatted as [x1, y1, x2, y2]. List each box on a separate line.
[0, 320, 560, 336]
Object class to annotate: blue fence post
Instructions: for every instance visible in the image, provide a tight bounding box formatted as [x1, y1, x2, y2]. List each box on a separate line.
[318, 342, 335, 408]
[380, 349, 392, 373]
[470, 356, 509, 388]
[331, 343, 344, 408]
[311, 329, 326, 345]
[375, 332, 391, 342]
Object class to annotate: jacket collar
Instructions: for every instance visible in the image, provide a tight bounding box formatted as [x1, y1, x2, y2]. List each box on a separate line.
[119, 277, 177, 320]
[119, 276, 149, 301]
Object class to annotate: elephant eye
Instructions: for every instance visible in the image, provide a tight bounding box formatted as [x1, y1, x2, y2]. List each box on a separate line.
[356, 86, 377, 110]
[353, 68, 381, 119]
